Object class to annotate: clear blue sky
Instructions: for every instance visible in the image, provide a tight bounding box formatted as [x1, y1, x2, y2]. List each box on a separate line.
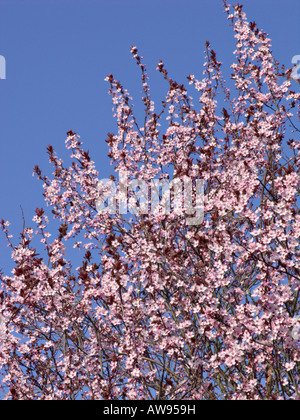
[0, 0, 299, 271]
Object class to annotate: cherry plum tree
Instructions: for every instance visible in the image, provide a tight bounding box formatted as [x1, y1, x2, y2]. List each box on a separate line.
[0, 1, 300, 400]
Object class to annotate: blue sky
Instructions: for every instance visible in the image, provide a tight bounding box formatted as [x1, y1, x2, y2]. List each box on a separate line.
[0, 0, 299, 271]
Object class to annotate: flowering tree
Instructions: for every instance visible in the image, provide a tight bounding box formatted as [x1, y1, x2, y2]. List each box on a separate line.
[1, 1, 300, 400]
